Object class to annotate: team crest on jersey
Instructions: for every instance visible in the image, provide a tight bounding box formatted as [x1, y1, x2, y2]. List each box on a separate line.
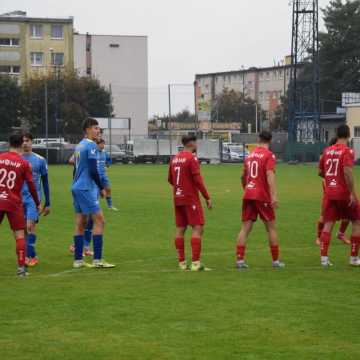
[247, 181, 256, 189]
[0, 191, 8, 199]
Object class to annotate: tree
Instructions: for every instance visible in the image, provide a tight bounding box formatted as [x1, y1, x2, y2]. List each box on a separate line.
[211, 88, 258, 131]
[0, 75, 22, 136]
[271, 96, 288, 131]
[21, 72, 112, 137]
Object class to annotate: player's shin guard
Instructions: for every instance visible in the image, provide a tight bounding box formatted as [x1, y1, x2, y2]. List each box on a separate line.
[339, 220, 350, 235]
[191, 237, 202, 262]
[26, 233, 37, 258]
[236, 245, 246, 261]
[93, 235, 103, 260]
[350, 236, 360, 257]
[175, 237, 185, 262]
[317, 221, 324, 239]
[106, 197, 113, 208]
[74, 235, 84, 260]
[270, 245, 279, 262]
[16, 237, 26, 266]
[320, 232, 331, 257]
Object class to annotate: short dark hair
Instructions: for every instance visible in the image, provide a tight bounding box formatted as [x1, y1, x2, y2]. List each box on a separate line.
[82, 118, 99, 131]
[181, 134, 197, 146]
[97, 138, 105, 145]
[336, 124, 350, 139]
[329, 137, 337, 146]
[258, 131, 272, 143]
[23, 132, 33, 141]
[9, 133, 24, 148]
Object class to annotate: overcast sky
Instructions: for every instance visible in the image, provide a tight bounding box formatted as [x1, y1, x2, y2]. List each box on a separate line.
[1, 0, 330, 116]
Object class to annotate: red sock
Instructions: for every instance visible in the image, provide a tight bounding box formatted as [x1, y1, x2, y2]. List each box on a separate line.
[350, 236, 360, 257]
[320, 232, 331, 257]
[339, 220, 350, 234]
[270, 245, 279, 262]
[236, 245, 246, 261]
[317, 221, 324, 238]
[191, 237, 202, 262]
[16, 237, 26, 266]
[175, 237, 185, 262]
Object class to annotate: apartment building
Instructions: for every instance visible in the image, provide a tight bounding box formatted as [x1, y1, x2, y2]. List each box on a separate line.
[195, 57, 293, 123]
[0, 11, 74, 82]
[74, 33, 148, 136]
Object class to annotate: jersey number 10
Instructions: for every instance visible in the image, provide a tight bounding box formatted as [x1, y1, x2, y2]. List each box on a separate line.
[247, 160, 259, 179]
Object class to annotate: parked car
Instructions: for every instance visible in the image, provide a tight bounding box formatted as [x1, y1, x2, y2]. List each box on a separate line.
[105, 144, 132, 164]
[222, 143, 249, 162]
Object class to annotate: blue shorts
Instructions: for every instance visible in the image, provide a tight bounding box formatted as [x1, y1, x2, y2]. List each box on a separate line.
[72, 189, 101, 215]
[101, 176, 110, 189]
[23, 199, 39, 222]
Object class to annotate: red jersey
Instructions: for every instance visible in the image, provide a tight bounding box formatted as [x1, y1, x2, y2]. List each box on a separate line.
[319, 143, 354, 200]
[168, 151, 210, 206]
[243, 147, 276, 203]
[0, 151, 39, 212]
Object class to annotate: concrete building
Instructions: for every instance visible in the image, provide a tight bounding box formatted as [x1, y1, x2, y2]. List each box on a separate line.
[0, 11, 74, 82]
[74, 33, 148, 137]
[195, 57, 293, 125]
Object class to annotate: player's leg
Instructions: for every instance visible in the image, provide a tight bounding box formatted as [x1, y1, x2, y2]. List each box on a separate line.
[349, 220, 360, 266]
[25, 219, 39, 267]
[320, 221, 335, 266]
[316, 215, 324, 246]
[190, 225, 210, 271]
[236, 220, 253, 269]
[73, 213, 88, 268]
[83, 216, 94, 257]
[337, 219, 351, 245]
[175, 226, 187, 270]
[263, 220, 285, 268]
[91, 210, 115, 268]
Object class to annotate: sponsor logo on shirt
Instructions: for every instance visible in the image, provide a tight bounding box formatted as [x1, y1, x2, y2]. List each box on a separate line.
[0, 191, 8, 199]
[176, 188, 183, 196]
[247, 181, 256, 189]
[329, 179, 337, 187]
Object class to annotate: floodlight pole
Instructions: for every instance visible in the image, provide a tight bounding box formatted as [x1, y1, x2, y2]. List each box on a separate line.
[168, 84, 172, 156]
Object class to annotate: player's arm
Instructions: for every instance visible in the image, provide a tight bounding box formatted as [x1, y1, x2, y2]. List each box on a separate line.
[41, 159, 51, 216]
[68, 154, 75, 165]
[88, 145, 104, 192]
[344, 149, 357, 203]
[191, 158, 212, 209]
[318, 154, 324, 178]
[106, 153, 112, 167]
[24, 164, 40, 208]
[241, 164, 247, 189]
[168, 164, 174, 185]
[266, 154, 278, 208]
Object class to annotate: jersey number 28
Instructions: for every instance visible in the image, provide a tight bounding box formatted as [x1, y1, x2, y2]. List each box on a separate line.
[0, 169, 17, 189]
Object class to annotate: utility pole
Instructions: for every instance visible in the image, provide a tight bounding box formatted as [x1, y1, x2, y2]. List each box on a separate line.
[44, 81, 49, 161]
[168, 84, 172, 156]
[108, 84, 113, 159]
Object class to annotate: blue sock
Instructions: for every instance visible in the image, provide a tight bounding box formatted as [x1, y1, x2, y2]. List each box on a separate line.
[106, 197, 113, 208]
[74, 235, 84, 261]
[84, 229, 92, 248]
[93, 235, 103, 260]
[27, 234, 37, 258]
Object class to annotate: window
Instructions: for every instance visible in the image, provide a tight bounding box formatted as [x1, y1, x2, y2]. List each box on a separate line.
[30, 24, 43, 38]
[51, 25, 63, 39]
[354, 127, 360, 138]
[51, 52, 64, 66]
[0, 38, 19, 46]
[30, 52, 44, 66]
[0, 65, 20, 74]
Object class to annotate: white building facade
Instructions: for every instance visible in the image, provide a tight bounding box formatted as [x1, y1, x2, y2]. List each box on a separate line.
[74, 33, 148, 137]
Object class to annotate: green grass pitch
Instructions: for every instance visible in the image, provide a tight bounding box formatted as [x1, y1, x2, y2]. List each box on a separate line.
[1, 164, 360, 360]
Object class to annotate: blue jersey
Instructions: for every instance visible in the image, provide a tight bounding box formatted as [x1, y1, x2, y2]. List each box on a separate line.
[22, 152, 48, 202]
[97, 150, 111, 178]
[72, 138, 98, 191]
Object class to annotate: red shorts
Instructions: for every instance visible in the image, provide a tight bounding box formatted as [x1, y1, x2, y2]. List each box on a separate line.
[323, 199, 360, 222]
[242, 199, 275, 222]
[0, 208, 25, 231]
[175, 203, 205, 227]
